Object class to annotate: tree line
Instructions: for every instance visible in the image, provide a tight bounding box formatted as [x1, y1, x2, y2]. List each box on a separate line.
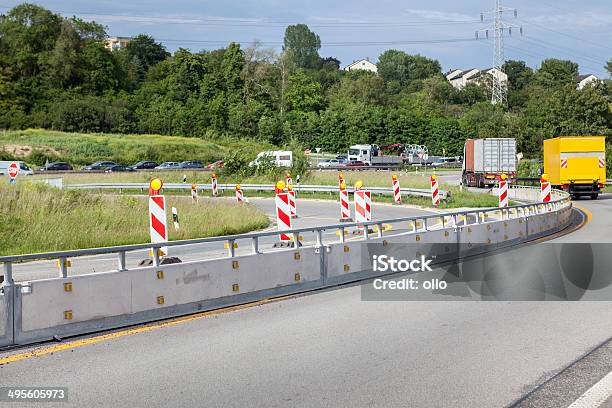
[0, 3, 610, 158]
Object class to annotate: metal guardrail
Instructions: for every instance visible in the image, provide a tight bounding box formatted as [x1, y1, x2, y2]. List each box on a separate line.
[0, 185, 569, 283]
[63, 182, 449, 200]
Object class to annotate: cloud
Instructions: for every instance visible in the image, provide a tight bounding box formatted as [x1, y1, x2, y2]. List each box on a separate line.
[308, 16, 369, 24]
[404, 8, 474, 22]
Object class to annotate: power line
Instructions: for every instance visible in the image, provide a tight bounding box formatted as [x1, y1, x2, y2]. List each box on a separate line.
[517, 18, 612, 53]
[519, 36, 607, 67]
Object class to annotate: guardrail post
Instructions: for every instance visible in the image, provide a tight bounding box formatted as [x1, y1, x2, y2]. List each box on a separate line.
[58, 256, 68, 278]
[227, 240, 236, 257]
[315, 230, 324, 247]
[251, 237, 260, 254]
[152, 247, 160, 267]
[2, 262, 13, 286]
[292, 232, 300, 247]
[363, 226, 369, 240]
[424, 218, 428, 231]
[117, 251, 127, 271]
[377, 223, 383, 238]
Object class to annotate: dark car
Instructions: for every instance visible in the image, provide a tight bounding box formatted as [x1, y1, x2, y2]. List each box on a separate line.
[131, 161, 158, 170]
[104, 165, 135, 173]
[180, 160, 204, 169]
[40, 162, 73, 171]
[82, 161, 117, 171]
[346, 160, 368, 167]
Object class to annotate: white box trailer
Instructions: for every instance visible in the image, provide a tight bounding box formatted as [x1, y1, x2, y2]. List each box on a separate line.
[463, 138, 516, 187]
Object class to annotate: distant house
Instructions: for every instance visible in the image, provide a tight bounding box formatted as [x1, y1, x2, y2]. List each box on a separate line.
[576, 74, 599, 90]
[343, 59, 378, 74]
[445, 67, 507, 89]
[105, 37, 132, 51]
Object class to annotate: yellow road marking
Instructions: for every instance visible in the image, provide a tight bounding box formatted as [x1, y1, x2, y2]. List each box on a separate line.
[574, 205, 592, 224]
[0, 295, 298, 366]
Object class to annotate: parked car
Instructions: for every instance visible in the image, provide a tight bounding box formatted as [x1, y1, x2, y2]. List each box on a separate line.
[155, 162, 181, 170]
[346, 160, 368, 167]
[105, 165, 135, 173]
[336, 155, 348, 161]
[39, 162, 73, 171]
[317, 159, 342, 168]
[179, 160, 204, 169]
[206, 160, 224, 170]
[81, 161, 117, 171]
[131, 161, 158, 170]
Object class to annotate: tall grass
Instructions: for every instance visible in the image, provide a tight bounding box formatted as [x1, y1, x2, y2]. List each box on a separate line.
[0, 181, 269, 256]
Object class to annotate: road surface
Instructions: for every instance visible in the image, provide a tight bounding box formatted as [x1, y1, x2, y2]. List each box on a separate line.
[2, 193, 612, 407]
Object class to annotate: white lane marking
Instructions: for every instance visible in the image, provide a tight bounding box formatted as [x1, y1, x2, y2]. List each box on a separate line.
[567, 370, 612, 408]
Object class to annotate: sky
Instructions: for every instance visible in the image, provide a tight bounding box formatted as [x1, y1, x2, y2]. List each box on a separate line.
[1, 0, 610, 77]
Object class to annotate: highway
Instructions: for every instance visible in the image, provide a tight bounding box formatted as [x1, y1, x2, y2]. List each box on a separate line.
[2, 193, 612, 407]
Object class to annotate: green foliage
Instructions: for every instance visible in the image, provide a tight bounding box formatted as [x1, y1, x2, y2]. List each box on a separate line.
[377, 50, 442, 87]
[283, 24, 321, 69]
[534, 59, 579, 87]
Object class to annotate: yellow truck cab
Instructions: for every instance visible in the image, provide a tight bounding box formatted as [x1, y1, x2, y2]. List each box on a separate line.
[543, 136, 606, 199]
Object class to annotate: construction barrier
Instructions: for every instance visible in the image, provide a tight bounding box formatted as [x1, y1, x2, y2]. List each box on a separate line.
[211, 173, 218, 197]
[354, 190, 371, 228]
[392, 175, 401, 204]
[288, 185, 297, 218]
[148, 195, 168, 256]
[0, 185, 573, 346]
[235, 184, 244, 203]
[339, 181, 352, 222]
[431, 175, 440, 206]
[275, 192, 292, 242]
[499, 176, 508, 208]
[541, 175, 551, 203]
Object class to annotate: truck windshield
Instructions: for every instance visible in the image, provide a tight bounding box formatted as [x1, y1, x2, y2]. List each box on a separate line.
[348, 149, 360, 155]
[20, 163, 30, 170]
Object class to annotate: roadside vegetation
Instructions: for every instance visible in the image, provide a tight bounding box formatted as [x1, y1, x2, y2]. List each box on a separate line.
[0, 181, 269, 256]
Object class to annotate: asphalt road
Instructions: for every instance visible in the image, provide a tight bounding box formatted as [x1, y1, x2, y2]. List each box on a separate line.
[9, 197, 432, 282]
[2, 192, 612, 407]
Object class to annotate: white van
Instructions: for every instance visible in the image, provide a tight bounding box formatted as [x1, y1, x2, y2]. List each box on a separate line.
[249, 151, 293, 168]
[0, 161, 34, 176]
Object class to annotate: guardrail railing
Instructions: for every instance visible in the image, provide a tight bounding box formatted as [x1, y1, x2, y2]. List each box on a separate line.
[62, 182, 449, 200]
[0, 185, 570, 284]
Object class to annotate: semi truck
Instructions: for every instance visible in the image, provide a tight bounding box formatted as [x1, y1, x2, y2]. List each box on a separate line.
[347, 144, 403, 166]
[462, 138, 517, 188]
[543, 136, 606, 199]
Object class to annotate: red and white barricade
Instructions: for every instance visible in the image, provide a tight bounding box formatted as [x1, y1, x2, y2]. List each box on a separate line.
[431, 175, 440, 206]
[275, 192, 292, 242]
[149, 194, 169, 256]
[285, 174, 293, 188]
[339, 183, 351, 221]
[287, 185, 297, 217]
[235, 184, 244, 203]
[540, 179, 551, 203]
[211, 174, 218, 197]
[392, 175, 401, 204]
[191, 183, 198, 202]
[354, 190, 371, 229]
[498, 178, 508, 208]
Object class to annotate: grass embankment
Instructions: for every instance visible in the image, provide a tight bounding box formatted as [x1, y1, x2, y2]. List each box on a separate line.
[0, 129, 269, 166]
[0, 182, 269, 256]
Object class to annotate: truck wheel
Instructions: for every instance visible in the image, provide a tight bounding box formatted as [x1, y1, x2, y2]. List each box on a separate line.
[590, 193, 599, 200]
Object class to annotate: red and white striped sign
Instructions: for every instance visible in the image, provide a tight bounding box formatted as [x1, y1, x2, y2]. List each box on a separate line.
[541, 181, 551, 203]
[211, 174, 218, 196]
[288, 187, 297, 217]
[275, 192, 292, 241]
[431, 176, 440, 206]
[561, 158, 568, 169]
[392, 175, 401, 204]
[191, 183, 198, 202]
[599, 158, 606, 169]
[149, 195, 168, 256]
[235, 185, 243, 203]
[354, 190, 371, 228]
[499, 180, 508, 208]
[339, 188, 351, 221]
[285, 174, 293, 188]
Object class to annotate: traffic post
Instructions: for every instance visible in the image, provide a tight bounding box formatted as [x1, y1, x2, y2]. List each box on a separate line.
[172, 207, 180, 230]
[339, 180, 352, 222]
[285, 172, 293, 188]
[7, 162, 19, 185]
[392, 174, 401, 204]
[235, 184, 244, 203]
[211, 173, 218, 197]
[273, 180, 294, 247]
[338, 172, 344, 190]
[431, 174, 440, 206]
[191, 183, 198, 203]
[540, 174, 551, 203]
[148, 178, 168, 258]
[287, 183, 297, 218]
[353, 180, 372, 233]
[499, 174, 508, 208]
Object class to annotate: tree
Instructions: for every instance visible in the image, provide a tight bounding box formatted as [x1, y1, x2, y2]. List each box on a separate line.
[285, 70, 324, 114]
[535, 58, 579, 87]
[126, 34, 169, 80]
[606, 59, 612, 78]
[329, 71, 387, 106]
[502, 60, 533, 91]
[377, 50, 441, 87]
[46, 19, 80, 88]
[283, 24, 321, 69]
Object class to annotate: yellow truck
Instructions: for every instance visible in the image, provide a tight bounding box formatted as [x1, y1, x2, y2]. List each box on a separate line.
[543, 136, 606, 199]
